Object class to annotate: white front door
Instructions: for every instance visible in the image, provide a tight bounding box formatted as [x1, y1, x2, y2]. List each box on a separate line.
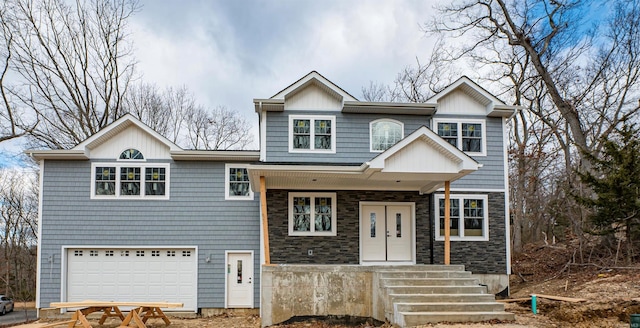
[361, 204, 413, 263]
[226, 252, 253, 308]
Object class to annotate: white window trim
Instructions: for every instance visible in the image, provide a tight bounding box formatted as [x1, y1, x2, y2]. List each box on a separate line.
[434, 194, 489, 241]
[90, 162, 170, 200]
[369, 118, 404, 153]
[288, 192, 337, 236]
[117, 147, 145, 161]
[288, 115, 336, 154]
[224, 163, 254, 200]
[432, 118, 487, 156]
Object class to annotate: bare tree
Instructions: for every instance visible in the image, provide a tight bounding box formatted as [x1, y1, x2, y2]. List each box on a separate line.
[431, 0, 640, 173]
[123, 83, 254, 150]
[183, 106, 253, 150]
[0, 1, 36, 143]
[0, 168, 38, 299]
[122, 83, 195, 144]
[362, 40, 460, 102]
[1, 0, 139, 149]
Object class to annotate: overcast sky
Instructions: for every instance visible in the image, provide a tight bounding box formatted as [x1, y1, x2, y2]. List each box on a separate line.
[2, 0, 442, 165]
[130, 0, 440, 143]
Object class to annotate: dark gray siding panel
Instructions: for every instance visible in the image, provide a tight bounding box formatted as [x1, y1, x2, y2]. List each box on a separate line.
[265, 111, 429, 163]
[432, 192, 508, 274]
[39, 160, 261, 309]
[267, 190, 431, 264]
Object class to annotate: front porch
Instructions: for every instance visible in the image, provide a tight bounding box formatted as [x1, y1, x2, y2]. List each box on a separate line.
[260, 264, 513, 327]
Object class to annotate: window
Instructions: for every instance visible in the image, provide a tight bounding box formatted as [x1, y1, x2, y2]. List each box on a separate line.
[434, 119, 486, 156]
[370, 119, 404, 152]
[119, 148, 144, 160]
[435, 194, 489, 241]
[225, 164, 253, 200]
[288, 192, 337, 236]
[91, 163, 170, 199]
[289, 115, 336, 153]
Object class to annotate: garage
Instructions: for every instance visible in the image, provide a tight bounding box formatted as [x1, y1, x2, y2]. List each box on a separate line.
[65, 247, 197, 311]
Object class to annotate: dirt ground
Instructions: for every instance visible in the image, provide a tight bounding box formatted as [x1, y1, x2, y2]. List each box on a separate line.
[13, 243, 640, 328]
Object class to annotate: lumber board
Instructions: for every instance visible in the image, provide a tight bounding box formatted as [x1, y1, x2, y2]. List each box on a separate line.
[530, 294, 587, 302]
[50, 301, 183, 308]
[496, 297, 531, 303]
[39, 320, 77, 328]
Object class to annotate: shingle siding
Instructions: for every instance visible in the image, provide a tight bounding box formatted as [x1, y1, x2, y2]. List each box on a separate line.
[265, 112, 506, 190]
[265, 111, 429, 163]
[39, 160, 261, 309]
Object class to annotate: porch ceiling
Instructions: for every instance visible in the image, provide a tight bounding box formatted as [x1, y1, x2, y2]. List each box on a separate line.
[247, 168, 465, 193]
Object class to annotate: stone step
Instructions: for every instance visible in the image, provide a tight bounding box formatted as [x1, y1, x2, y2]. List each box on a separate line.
[381, 277, 479, 286]
[378, 271, 472, 279]
[394, 302, 505, 313]
[398, 311, 516, 327]
[372, 264, 466, 271]
[386, 285, 487, 295]
[388, 293, 497, 303]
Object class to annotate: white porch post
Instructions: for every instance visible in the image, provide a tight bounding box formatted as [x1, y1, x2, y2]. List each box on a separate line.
[444, 181, 451, 265]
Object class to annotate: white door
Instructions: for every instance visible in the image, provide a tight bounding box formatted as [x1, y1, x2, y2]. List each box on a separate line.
[226, 252, 253, 308]
[66, 248, 197, 311]
[361, 204, 413, 262]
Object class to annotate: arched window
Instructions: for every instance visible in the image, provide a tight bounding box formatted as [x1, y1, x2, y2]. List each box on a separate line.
[370, 119, 403, 152]
[119, 148, 144, 160]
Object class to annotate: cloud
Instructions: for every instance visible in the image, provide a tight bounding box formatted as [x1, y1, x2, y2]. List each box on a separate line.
[130, 0, 439, 144]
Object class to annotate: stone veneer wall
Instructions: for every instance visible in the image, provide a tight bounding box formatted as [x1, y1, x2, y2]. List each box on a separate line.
[432, 192, 508, 274]
[267, 190, 431, 264]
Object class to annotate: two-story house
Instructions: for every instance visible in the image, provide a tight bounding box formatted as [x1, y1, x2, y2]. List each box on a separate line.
[27, 71, 516, 326]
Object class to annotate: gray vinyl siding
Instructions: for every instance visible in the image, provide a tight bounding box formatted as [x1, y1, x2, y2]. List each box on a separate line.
[38, 160, 260, 309]
[264, 110, 429, 163]
[265, 111, 506, 190]
[451, 116, 506, 190]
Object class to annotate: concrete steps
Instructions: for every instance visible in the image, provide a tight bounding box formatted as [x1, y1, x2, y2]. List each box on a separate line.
[399, 311, 516, 327]
[375, 266, 514, 327]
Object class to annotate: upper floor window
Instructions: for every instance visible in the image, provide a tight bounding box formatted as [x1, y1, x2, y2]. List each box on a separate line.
[119, 148, 144, 160]
[434, 119, 486, 156]
[435, 194, 488, 241]
[92, 163, 169, 199]
[225, 164, 253, 200]
[288, 192, 337, 236]
[370, 119, 404, 152]
[289, 115, 336, 153]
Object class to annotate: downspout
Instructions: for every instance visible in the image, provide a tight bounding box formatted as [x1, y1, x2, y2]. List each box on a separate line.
[504, 107, 520, 275]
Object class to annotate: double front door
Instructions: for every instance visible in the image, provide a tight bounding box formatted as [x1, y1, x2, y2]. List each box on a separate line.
[360, 204, 413, 263]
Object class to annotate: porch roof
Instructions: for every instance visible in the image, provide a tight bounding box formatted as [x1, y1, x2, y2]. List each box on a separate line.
[247, 126, 481, 194]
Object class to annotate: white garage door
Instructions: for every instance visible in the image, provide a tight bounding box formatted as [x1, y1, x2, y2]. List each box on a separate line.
[66, 248, 197, 311]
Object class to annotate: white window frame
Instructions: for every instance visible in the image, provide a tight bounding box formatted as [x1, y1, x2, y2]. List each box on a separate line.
[288, 115, 336, 153]
[434, 194, 489, 241]
[90, 162, 170, 200]
[224, 164, 254, 200]
[369, 118, 404, 152]
[432, 118, 487, 156]
[288, 192, 337, 236]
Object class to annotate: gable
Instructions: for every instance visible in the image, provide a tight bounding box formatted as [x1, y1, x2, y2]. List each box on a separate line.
[285, 82, 343, 111]
[435, 88, 488, 116]
[88, 125, 172, 160]
[383, 137, 462, 173]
